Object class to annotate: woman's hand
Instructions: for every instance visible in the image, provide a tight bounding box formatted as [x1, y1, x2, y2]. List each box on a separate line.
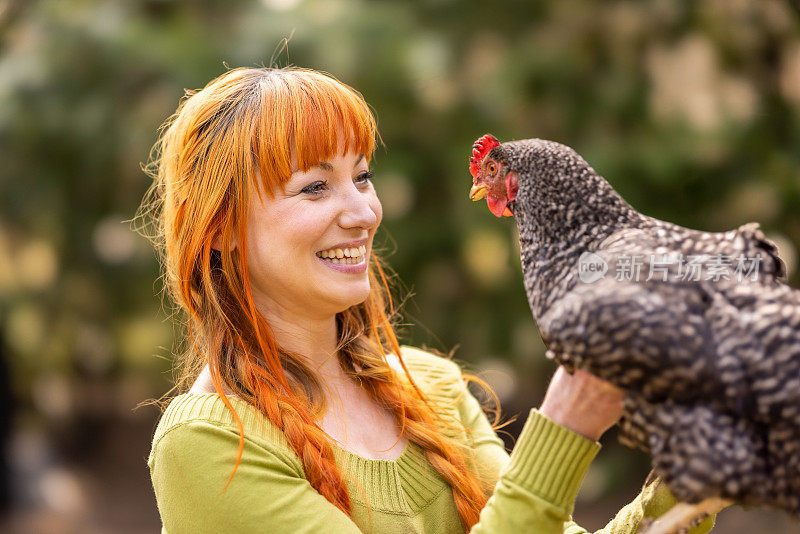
[539, 366, 624, 442]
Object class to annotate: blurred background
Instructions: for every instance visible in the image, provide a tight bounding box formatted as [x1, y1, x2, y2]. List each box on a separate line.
[0, 0, 799, 532]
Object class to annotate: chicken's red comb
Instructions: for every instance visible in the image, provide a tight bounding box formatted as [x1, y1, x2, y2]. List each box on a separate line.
[469, 134, 500, 178]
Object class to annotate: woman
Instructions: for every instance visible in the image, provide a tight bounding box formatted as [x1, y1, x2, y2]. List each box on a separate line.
[142, 67, 714, 533]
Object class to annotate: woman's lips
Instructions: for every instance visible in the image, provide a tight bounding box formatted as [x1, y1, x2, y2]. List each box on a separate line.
[317, 253, 368, 274]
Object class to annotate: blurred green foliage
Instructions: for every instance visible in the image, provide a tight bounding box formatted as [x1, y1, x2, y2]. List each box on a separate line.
[0, 0, 799, 525]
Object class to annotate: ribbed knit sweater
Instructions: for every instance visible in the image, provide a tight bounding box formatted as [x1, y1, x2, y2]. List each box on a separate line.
[147, 346, 715, 533]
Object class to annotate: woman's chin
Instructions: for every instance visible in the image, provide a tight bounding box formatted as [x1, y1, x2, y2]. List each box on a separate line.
[328, 284, 371, 312]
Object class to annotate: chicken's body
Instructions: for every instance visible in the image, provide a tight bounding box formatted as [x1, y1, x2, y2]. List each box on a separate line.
[469, 137, 800, 518]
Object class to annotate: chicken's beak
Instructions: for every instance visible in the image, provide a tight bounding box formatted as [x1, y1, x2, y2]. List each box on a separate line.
[469, 184, 488, 201]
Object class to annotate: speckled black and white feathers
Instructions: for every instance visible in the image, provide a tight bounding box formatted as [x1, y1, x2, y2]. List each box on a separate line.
[491, 138, 800, 515]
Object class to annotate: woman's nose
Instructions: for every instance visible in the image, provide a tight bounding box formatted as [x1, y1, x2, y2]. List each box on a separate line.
[338, 185, 379, 229]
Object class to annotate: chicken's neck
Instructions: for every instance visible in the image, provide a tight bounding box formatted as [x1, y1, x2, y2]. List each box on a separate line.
[513, 174, 644, 319]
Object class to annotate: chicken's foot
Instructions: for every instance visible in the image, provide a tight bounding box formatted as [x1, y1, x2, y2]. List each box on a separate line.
[640, 497, 732, 534]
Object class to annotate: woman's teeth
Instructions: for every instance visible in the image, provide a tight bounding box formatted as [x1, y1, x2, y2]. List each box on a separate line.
[317, 245, 367, 264]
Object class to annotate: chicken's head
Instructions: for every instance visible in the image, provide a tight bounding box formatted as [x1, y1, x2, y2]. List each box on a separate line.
[468, 134, 518, 218]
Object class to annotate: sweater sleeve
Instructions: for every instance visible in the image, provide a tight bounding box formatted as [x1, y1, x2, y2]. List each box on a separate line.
[455, 376, 716, 534]
[148, 420, 362, 534]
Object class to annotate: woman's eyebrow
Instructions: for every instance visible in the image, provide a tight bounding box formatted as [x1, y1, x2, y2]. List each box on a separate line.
[314, 154, 365, 171]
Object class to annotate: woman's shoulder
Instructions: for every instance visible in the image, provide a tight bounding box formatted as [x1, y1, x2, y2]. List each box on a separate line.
[148, 392, 291, 464]
[392, 345, 466, 399]
[146, 393, 305, 492]
[393, 345, 462, 372]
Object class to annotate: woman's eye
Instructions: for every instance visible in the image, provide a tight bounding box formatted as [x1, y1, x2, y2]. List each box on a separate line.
[355, 171, 373, 185]
[301, 180, 328, 195]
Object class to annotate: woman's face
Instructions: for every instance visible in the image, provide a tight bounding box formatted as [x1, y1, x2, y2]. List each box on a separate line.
[243, 145, 382, 322]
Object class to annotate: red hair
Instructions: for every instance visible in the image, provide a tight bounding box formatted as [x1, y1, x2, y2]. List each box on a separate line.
[139, 67, 501, 531]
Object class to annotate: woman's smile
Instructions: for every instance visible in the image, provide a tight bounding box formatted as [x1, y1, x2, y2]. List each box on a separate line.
[315, 239, 369, 273]
[316, 249, 368, 273]
[316, 246, 369, 273]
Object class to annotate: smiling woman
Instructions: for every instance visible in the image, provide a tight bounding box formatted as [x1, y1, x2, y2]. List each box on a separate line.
[138, 67, 713, 534]
[138, 67, 499, 531]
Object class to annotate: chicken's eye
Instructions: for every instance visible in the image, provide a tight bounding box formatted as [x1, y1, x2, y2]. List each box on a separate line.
[488, 162, 497, 174]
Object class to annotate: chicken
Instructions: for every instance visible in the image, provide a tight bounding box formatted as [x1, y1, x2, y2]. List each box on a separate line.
[468, 134, 800, 532]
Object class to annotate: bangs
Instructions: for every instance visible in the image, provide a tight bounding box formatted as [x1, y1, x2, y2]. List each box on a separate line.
[252, 69, 378, 195]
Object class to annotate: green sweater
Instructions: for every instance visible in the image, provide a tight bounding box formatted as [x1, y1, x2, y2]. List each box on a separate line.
[148, 347, 715, 533]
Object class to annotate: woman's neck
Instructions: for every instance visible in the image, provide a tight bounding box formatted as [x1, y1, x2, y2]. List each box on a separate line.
[253, 296, 349, 382]
[269, 315, 341, 374]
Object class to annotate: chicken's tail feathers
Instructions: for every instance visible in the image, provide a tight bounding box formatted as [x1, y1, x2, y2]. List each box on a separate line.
[737, 222, 788, 280]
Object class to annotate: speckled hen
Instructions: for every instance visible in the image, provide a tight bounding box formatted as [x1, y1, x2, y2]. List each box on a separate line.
[468, 135, 800, 525]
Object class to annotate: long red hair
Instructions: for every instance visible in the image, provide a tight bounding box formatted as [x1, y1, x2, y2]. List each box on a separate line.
[139, 67, 501, 531]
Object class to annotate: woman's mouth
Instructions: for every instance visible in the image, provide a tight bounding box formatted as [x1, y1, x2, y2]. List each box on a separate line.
[316, 245, 367, 265]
